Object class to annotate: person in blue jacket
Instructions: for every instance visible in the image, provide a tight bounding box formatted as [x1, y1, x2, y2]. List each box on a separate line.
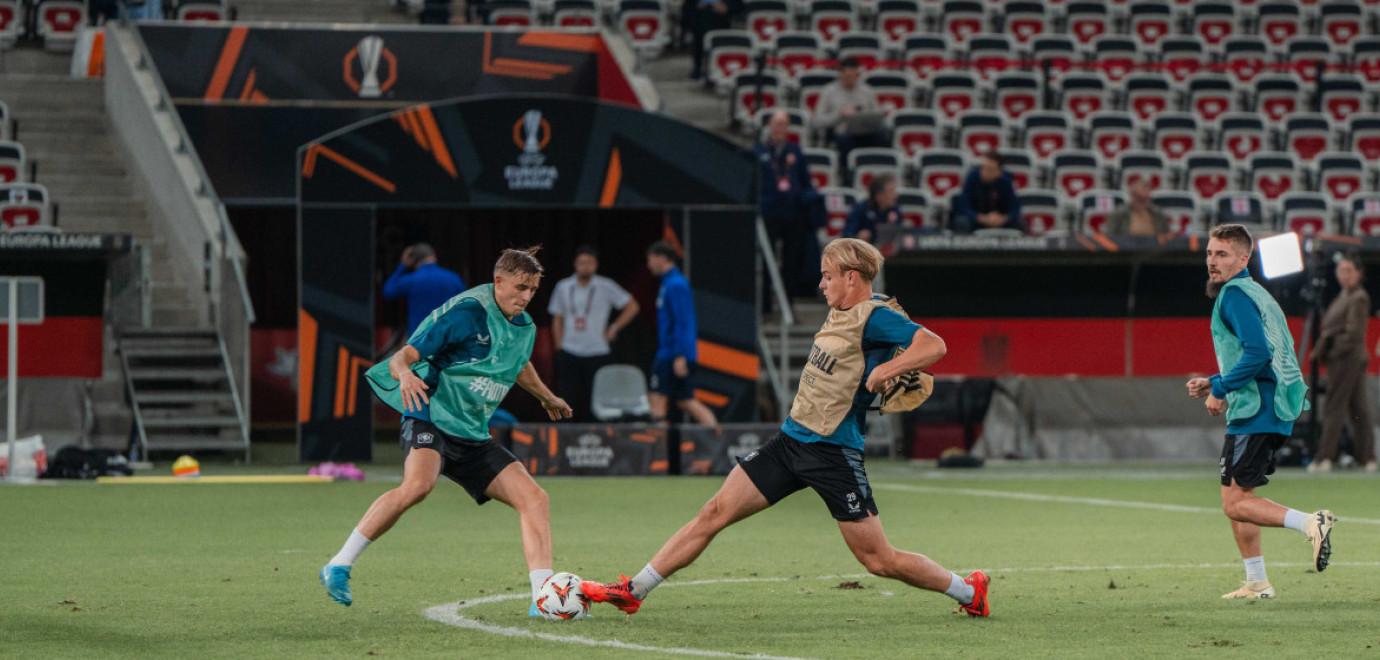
[383, 243, 465, 336]
[755, 110, 822, 299]
[645, 241, 718, 426]
[951, 153, 1024, 234]
[843, 173, 900, 244]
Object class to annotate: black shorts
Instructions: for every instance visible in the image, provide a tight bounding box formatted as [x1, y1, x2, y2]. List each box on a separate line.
[650, 357, 697, 401]
[400, 417, 519, 504]
[736, 431, 878, 521]
[1220, 433, 1287, 489]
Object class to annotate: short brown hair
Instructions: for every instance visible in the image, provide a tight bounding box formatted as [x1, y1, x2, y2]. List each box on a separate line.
[1209, 224, 1253, 255]
[822, 238, 883, 282]
[494, 246, 544, 277]
[646, 241, 679, 261]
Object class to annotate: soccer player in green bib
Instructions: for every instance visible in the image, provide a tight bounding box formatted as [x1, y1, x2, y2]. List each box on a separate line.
[320, 247, 572, 614]
[1186, 225, 1335, 600]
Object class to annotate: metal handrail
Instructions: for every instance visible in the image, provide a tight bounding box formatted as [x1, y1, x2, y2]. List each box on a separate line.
[756, 217, 795, 419]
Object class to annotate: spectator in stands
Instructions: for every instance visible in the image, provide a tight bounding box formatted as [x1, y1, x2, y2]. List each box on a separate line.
[951, 153, 1023, 234]
[548, 246, 640, 423]
[646, 241, 718, 426]
[119, 0, 162, 20]
[1106, 179, 1170, 237]
[383, 243, 466, 336]
[685, 0, 742, 80]
[756, 110, 822, 300]
[813, 58, 886, 160]
[843, 173, 900, 245]
[1313, 253, 1376, 473]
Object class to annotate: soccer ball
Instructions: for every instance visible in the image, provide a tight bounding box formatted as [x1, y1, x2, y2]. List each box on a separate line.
[535, 572, 589, 621]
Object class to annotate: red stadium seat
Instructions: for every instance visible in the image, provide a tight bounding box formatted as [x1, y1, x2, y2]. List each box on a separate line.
[1158, 38, 1204, 83]
[1088, 112, 1135, 161]
[1184, 152, 1235, 202]
[1192, 2, 1235, 51]
[36, 0, 84, 52]
[796, 69, 837, 115]
[1187, 74, 1237, 124]
[1077, 190, 1126, 235]
[1280, 192, 1335, 236]
[0, 140, 24, 184]
[902, 35, 951, 81]
[1005, 1, 1048, 45]
[940, 0, 984, 45]
[1354, 37, 1380, 84]
[847, 147, 903, 190]
[1317, 152, 1366, 208]
[732, 72, 781, 125]
[705, 30, 754, 92]
[863, 70, 912, 112]
[968, 34, 1013, 81]
[994, 73, 1040, 122]
[876, 0, 921, 48]
[1350, 194, 1380, 236]
[1018, 189, 1066, 236]
[1320, 1, 1363, 49]
[1349, 114, 1380, 161]
[1066, 2, 1110, 48]
[916, 149, 967, 200]
[1022, 112, 1072, 166]
[1253, 76, 1300, 126]
[1151, 190, 1200, 235]
[837, 32, 885, 70]
[618, 0, 668, 55]
[0, 0, 21, 50]
[809, 0, 856, 44]
[1249, 152, 1301, 206]
[1258, 2, 1301, 50]
[957, 111, 1005, 159]
[175, 0, 227, 20]
[1320, 76, 1365, 124]
[745, 0, 791, 45]
[1129, 1, 1172, 49]
[1000, 148, 1036, 191]
[804, 147, 839, 188]
[1093, 36, 1140, 84]
[1283, 113, 1336, 163]
[820, 187, 861, 235]
[891, 110, 941, 157]
[1118, 150, 1169, 190]
[1125, 74, 1173, 126]
[1053, 151, 1103, 201]
[1224, 37, 1269, 84]
[1152, 113, 1200, 162]
[0, 184, 50, 230]
[930, 72, 980, 124]
[1059, 74, 1108, 124]
[1220, 114, 1267, 161]
[774, 32, 822, 80]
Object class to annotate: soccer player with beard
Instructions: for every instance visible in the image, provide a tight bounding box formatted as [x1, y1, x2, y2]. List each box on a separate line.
[1186, 224, 1335, 600]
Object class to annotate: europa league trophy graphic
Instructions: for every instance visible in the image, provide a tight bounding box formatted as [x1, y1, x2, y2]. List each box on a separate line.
[519, 110, 544, 166]
[357, 36, 385, 98]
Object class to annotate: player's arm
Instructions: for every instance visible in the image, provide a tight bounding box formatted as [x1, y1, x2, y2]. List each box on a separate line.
[515, 361, 573, 420]
[1209, 290, 1271, 400]
[866, 327, 946, 393]
[607, 297, 640, 341]
[389, 345, 429, 412]
[550, 314, 565, 350]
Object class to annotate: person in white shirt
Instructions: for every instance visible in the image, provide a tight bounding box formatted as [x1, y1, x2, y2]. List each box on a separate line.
[548, 246, 641, 422]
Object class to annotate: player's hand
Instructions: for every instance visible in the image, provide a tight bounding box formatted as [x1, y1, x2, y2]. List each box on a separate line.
[543, 396, 573, 421]
[400, 246, 414, 269]
[1205, 394, 1226, 417]
[865, 368, 895, 394]
[674, 356, 689, 378]
[398, 371, 430, 412]
[1186, 377, 1211, 398]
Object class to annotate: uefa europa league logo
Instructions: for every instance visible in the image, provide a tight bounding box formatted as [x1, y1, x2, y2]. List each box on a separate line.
[357, 36, 385, 98]
[522, 110, 543, 155]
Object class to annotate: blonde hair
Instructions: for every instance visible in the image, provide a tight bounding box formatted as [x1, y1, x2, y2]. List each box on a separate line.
[494, 245, 544, 277]
[822, 238, 883, 283]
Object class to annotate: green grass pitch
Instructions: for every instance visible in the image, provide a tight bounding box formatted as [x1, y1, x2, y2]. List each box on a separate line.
[3, 461, 1378, 658]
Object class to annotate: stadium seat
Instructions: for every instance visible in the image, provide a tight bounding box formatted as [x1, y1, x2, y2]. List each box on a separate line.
[1087, 112, 1136, 161]
[1354, 37, 1380, 84]
[1053, 151, 1104, 202]
[957, 112, 1005, 159]
[796, 69, 837, 115]
[895, 187, 933, 229]
[902, 35, 951, 81]
[1003, 1, 1049, 46]
[1286, 37, 1331, 84]
[1320, 1, 1363, 50]
[847, 147, 903, 190]
[1187, 74, 1238, 124]
[1124, 74, 1173, 126]
[875, 0, 921, 48]
[1152, 113, 1200, 162]
[488, 0, 535, 26]
[1066, 2, 1110, 50]
[618, 0, 668, 55]
[175, 0, 227, 20]
[999, 148, 1036, 190]
[967, 34, 1013, 81]
[1284, 113, 1337, 164]
[804, 147, 839, 188]
[1059, 74, 1109, 124]
[891, 109, 941, 157]
[863, 70, 912, 112]
[1258, 2, 1302, 51]
[0, 183, 50, 230]
[1018, 189, 1066, 236]
[0, 0, 20, 50]
[820, 187, 862, 235]
[1184, 152, 1235, 202]
[993, 73, 1040, 123]
[1092, 37, 1140, 84]
[1349, 193, 1380, 235]
[0, 140, 24, 183]
[1349, 114, 1380, 161]
[0, 101, 10, 141]
[705, 30, 755, 92]
[754, 107, 808, 143]
[1151, 190, 1200, 235]
[732, 72, 782, 126]
[809, 0, 857, 44]
[1249, 152, 1301, 206]
[775, 32, 823, 80]
[940, 0, 984, 45]
[1118, 150, 1169, 190]
[590, 365, 652, 421]
[1022, 111, 1073, 167]
[1191, 2, 1235, 52]
[1316, 152, 1366, 208]
[929, 72, 981, 124]
[1280, 192, 1337, 235]
[1214, 191, 1269, 228]
[1252, 76, 1301, 126]
[1219, 114, 1268, 161]
[1158, 38, 1204, 83]
[1076, 190, 1127, 235]
[1223, 37, 1269, 84]
[916, 149, 967, 201]
[35, 0, 84, 52]
[837, 32, 885, 70]
[1031, 36, 1078, 81]
[745, 0, 791, 45]
[1128, 1, 1173, 49]
[1320, 76, 1366, 124]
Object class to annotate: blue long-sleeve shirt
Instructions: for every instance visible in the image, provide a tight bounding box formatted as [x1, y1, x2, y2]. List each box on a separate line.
[383, 262, 465, 336]
[843, 200, 900, 243]
[1210, 271, 1291, 436]
[655, 266, 698, 362]
[951, 170, 1023, 233]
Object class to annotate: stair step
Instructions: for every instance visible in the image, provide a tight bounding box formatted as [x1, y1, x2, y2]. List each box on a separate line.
[135, 392, 235, 404]
[141, 436, 247, 452]
[128, 367, 226, 380]
[141, 416, 241, 428]
[122, 346, 222, 358]
[120, 327, 215, 338]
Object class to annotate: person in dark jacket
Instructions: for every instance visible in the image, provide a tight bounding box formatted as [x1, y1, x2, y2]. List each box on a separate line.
[843, 173, 900, 244]
[755, 110, 821, 299]
[951, 153, 1023, 234]
[382, 243, 466, 336]
[685, 0, 742, 80]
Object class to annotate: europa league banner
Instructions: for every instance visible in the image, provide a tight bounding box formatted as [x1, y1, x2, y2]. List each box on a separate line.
[677, 424, 779, 476]
[507, 425, 668, 476]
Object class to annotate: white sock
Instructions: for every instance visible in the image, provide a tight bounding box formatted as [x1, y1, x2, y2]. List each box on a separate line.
[1283, 509, 1309, 534]
[629, 564, 665, 600]
[944, 573, 974, 605]
[1243, 556, 1267, 583]
[529, 569, 554, 602]
[328, 529, 372, 567]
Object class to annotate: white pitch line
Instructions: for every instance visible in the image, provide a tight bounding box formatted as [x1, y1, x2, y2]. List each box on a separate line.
[873, 483, 1380, 525]
[422, 561, 1380, 658]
